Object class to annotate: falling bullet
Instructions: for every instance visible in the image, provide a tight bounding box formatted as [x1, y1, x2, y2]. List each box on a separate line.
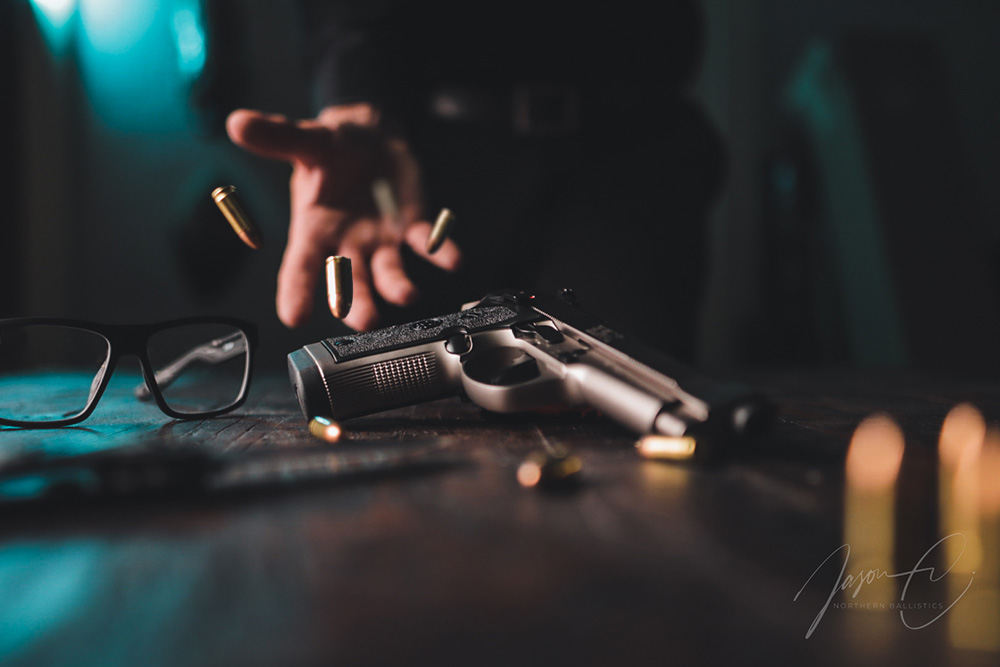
[326, 256, 353, 319]
[211, 185, 263, 249]
[426, 208, 456, 254]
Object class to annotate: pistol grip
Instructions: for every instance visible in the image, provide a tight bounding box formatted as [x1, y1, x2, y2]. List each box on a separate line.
[288, 345, 461, 421]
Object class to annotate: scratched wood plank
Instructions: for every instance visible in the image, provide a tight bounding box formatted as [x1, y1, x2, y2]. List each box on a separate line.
[2, 371, 1000, 667]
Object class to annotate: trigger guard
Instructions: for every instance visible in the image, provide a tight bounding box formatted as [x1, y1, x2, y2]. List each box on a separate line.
[460, 348, 569, 414]
[462, 346, 540, 386]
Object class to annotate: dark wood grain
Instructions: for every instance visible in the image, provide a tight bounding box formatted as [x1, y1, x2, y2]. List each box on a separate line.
[1, 369, 998, 666]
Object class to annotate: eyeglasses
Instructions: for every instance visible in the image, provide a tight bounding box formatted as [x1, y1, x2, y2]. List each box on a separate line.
[0, 317, 257, 428]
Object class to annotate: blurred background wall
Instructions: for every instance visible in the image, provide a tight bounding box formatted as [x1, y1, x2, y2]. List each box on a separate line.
[697, 0, 1000, 371]
[8, 0, 316, 369]
[6, 0, 1000, 372]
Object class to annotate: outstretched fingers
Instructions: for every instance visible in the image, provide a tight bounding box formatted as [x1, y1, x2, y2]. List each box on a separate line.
[371, 244, 419, 306]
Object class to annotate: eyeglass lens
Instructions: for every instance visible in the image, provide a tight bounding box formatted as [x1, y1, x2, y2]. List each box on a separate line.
[145, 323, 249, 415]
[0, 324, 111, 423]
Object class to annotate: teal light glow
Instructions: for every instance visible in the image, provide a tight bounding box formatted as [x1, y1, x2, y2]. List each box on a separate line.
[76, 0, 193, 131]
[78, 0, 157, 55]
[171, 2, 207, 78]
[787, 45, 836, 133]
[28, 0, 77, 53]
[30, 0, 75, 25]
[0, 541, 105, 661]
[0, 470, 96, 499]
[0, 476, 49, 499]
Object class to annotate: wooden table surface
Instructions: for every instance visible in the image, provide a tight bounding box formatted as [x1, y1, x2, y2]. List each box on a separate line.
[1, 368, 999, 666]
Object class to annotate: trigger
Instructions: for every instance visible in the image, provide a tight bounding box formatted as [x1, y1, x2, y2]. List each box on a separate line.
[491, 356, 540, 385]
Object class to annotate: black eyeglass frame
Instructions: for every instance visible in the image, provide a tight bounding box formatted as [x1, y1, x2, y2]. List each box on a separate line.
[0, 316, 258, 428]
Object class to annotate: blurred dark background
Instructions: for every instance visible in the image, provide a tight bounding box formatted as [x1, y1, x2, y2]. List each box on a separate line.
[4, 0, 1000, 373]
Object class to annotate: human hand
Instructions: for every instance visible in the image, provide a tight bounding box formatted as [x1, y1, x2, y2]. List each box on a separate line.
[226, 104, 461, 330]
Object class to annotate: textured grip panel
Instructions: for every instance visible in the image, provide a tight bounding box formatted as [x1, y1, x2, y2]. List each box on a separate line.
[325, 351, 450, 420]
[323, 304, 521, 362]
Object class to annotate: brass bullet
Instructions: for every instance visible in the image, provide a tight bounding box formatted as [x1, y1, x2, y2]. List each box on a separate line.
[211, 185, 263, 249]
[326, 255, 353, 319]
[635, 435, 698, 462]
[517, 448, 583, 489]
[426, 208, 456, 254]
[308, 416, 342, 443]
[371, 178, 400, 227]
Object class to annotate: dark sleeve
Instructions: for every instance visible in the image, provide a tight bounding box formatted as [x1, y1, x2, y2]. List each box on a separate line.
[297, 0, 706, 112]
[298, 0, 403, 111]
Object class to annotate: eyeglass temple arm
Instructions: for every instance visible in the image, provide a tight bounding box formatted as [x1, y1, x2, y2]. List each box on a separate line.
[134, 332, 247, 401]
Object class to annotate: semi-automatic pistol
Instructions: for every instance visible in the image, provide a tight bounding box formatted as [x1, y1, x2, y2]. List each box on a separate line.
[288, 290, 770, 459]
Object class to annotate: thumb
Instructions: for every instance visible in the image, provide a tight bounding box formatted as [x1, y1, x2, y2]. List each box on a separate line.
[227, 109, 331, 163]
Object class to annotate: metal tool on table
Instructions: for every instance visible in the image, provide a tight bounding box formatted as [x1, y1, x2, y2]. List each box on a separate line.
[0, 437, 457, 504]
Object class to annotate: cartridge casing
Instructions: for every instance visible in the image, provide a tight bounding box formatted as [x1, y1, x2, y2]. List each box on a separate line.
[426, 208, 456, 254]
[635, 435, 698, 461]
[308, 416, 343, 442]
[326, 256, 353, 319]
[212, 185, 263, 250]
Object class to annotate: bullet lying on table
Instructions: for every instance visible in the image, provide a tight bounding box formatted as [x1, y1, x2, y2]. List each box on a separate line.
[212, 185, 263, 250]
[517, 447, 583, 489]
[635, 435, 698, 462]
[426, 208, 456, 254]
[326, 255, 353, 319]
[308, 416, 342, 443]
